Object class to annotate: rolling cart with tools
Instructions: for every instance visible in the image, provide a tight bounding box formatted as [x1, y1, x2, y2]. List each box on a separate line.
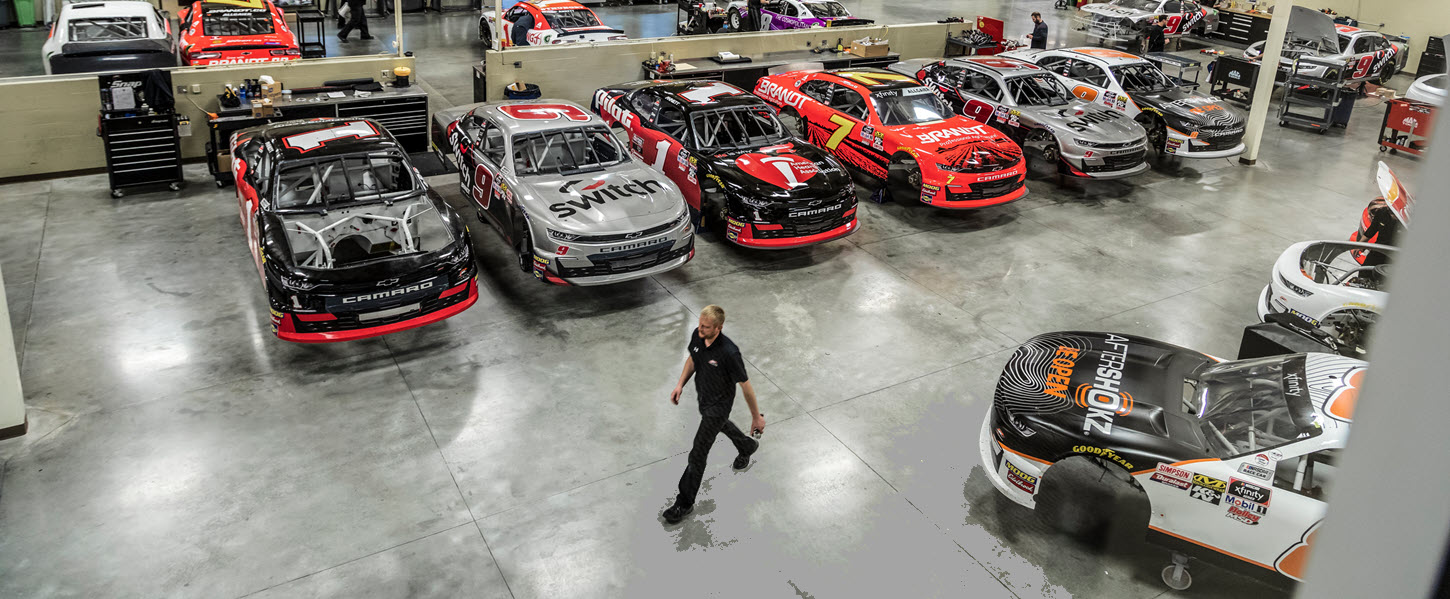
[98, 71, 183, 198]
[1378, 99, 1436, 157]
[1278, 55, 1353, 134]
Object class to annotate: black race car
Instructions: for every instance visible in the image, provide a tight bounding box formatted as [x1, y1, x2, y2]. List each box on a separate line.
[591, 79, 858, 249]
[230, 118, 478, 342]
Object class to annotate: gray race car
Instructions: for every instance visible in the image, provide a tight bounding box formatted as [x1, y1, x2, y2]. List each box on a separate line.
[891, 56, 1151, 179]
[1244, 7, 1409, 84]
[445, 100, 694, 286]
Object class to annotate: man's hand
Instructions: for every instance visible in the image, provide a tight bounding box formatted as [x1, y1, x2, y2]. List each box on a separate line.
[670, 386, 683, 405]
[751, 413, 766, 435]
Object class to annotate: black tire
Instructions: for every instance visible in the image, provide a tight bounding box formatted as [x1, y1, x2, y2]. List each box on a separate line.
[1025, 129, 1060, 166]
[886, 154, 922, 205]
[1376, 62, 1396, 86]
[728, 10, 742, 31]
[515, 229, 533, 273]
[1137, 114, 1167, 154]
[479, 20, 490, 42]
[782, 108, 807, 139]
[1034, 456, 1149, 544]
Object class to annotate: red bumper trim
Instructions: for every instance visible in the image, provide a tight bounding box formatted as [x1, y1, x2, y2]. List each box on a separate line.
[931, 183, 1028, 209]
[733, 217, 857, 249]
[275, 280, 479, 343]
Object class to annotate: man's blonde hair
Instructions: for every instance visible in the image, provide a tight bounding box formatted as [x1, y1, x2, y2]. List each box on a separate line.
[700, 305, 726, 325]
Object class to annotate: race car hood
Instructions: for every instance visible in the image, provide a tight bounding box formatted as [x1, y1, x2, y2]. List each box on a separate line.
[1135, 88, 1246, 132]
[1081, 3, 1152, 21]
[1247, 6, 1338, 60]
[889, 118, 1024, 171]
[1029, 102, 1145, 143]
[701, 139, 849, 202]
[527, 164, 682, 230]
[992, 331, 1217, 466]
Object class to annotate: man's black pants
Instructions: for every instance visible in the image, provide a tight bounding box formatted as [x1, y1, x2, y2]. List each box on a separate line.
[676, 410, 754, 507]
[339, 8, 369, 39]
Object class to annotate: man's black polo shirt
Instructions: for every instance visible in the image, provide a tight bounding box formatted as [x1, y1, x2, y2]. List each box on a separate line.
[688, 328, 748, 416]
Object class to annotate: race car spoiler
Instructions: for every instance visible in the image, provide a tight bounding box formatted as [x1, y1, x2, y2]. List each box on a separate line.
[51, 39, 178, 74]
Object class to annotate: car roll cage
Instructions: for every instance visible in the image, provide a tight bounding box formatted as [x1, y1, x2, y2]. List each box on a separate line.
[286, 201, 435, 269]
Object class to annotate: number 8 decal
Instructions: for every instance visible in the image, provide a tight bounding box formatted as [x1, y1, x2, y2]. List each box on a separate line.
[825, 114, 856, 150]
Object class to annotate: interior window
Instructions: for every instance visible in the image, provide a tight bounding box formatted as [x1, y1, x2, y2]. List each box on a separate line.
[934, 64, 967, 87]
[781, 2, 798, 16]
[657, 104, 688, 138]
[827, 83, 868, 120]
[1037, 56, 1070, 75]
[1354, 36, 1375, 53]
[1067, 59, 1109, 86]
[275, 153, 413, 210]
[962, 69, 1003, 101]
[69, 17, 148, 42]
[482, 123, 506, 164]
[1272, 450, 1339, 501]
[630, 91, 661, 124]
[511, 127, 625, 176]
[504, 7, 527, 22]
[800, 79, 832, 103]
[1163, 1, 1181, 12]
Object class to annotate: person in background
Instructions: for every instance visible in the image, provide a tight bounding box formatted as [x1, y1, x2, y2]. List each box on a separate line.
[747, 0, 764, 31]
[1027, 12, 1048, 49]
[1144, 17, 1167, 53]
[510, 9, 535, 46]
[337, 0, 372, 42]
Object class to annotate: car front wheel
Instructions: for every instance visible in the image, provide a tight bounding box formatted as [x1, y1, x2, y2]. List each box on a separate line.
[1034, 456, 1149, 544]
[516, 230, 533, 273]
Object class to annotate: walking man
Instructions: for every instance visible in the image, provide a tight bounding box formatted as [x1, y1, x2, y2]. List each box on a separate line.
[1027, 12, 1048, 49]
[1144, 17, 1166, 53]
[337, 0, 372, 42]
[663, 305, 766, 525]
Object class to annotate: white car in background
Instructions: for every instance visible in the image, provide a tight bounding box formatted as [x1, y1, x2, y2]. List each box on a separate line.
[42, 0, 177, 75]
[1258, 240, 1394, 357]
[1406, 73, 1447, 105]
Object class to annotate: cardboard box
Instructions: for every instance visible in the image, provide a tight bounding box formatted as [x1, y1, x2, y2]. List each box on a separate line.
[261, 82, 282, 100]
[849, 43, 889, 58]
[250, 98, 276, 118]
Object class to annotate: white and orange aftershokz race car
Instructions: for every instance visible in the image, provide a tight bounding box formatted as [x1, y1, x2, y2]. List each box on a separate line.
[981, 331, 1366, 590]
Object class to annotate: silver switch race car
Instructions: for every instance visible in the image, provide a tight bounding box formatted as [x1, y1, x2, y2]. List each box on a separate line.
[446, 100, 694, 286]
[892, 56, 1151, 179]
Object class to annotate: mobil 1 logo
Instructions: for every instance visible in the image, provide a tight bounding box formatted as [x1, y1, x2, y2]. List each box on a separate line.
[1188, 474, 1226, 505]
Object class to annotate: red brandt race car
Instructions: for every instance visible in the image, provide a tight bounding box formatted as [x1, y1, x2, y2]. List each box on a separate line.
[178, 0, 299, 66]
[591, 80, 858, 249]
[754, 68, 1027, 208]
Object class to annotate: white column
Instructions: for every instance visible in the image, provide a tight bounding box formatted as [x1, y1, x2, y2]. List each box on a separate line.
[494, 0, 503, 50]
[0, 264, 26, 440]
[394, 0, 403, 56]
[1236, 0, 1295, 165]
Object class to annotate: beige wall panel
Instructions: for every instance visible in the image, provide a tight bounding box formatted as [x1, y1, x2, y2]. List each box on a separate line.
[0, 55, 413, 180]
[484, 23, 952, 105]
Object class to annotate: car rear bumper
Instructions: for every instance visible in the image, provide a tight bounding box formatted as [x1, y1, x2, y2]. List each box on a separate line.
[273, 278, 478, 342]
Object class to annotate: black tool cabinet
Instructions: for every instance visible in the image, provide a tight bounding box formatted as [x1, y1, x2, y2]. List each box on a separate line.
[100, 113, 183, 198]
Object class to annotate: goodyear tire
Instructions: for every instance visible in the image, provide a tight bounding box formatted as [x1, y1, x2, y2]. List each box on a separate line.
[480, 20, 491, 42]
[782, 108, 808, 139]
[1035, 456, 1149, 545]
[516, 230, 532, 273]
[1137, 114, 1166, 154]
[1376, 62, 1396, 86]
[886, 154, 921, 205]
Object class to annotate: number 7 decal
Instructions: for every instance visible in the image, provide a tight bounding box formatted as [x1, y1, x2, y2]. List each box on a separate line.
[825, 114, 857, 151]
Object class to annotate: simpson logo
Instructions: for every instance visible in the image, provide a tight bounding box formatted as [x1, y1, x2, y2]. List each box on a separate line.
[1238, 463, 1272, 481]
[1150, 463, 1192, 490]
[549, 178, 667, 218]
[341, 280, 436, 304]
[916, 125, 989, 144]
[756, 79, 808, 109]
[1078, 333, 1131, 435]
[592, 90, 636, 128]
[1004, 461, 1038, 493]
[1228, 479, 1271, 505]
[1042, 345, 1081, 400]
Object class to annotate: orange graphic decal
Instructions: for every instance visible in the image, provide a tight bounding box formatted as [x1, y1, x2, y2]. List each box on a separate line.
[1075, 384, 1133, 416]
[1324, 368, 1366, 422]
[1072, 48, 1139, 60]
[1274, 521, 1321, 581]
[1072, 86, 1099, 102]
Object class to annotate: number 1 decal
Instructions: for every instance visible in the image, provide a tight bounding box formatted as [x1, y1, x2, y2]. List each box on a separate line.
[825, 114, 856, 150]
[647, 139, 672, 170]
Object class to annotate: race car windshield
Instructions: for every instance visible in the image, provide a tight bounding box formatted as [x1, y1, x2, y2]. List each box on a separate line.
[1112, 0, 1161, 10]
[68, 17, 148, 42]
[689, 106, 789, 151]
[202, 9, 274, 36]
[1187, 356, 1322, 458]
[541, 9, 601, 30]
[1112, 64, 1176, 93]
[511, 126, 624, 176]
[871, 87, 952, 126]
[274, 152, 416, 212]
[1007, 74, 1072, 107]
[802, 1, 850, 17]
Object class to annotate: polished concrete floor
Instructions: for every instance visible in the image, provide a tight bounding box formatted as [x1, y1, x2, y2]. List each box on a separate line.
[0, 0, 1429, 597]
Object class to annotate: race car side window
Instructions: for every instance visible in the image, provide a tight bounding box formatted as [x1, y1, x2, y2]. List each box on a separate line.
[780, 2, 798, 16]
[481, 122, 506, 164]
[1354, 35, 1375, 54]
[1066, 59, 1109, 87]
[1036, 55, 1070, 76]
[1272, 449, 1338, 501]
[657, 103, 688, 138]
[504, 6, 527, 22]
[1163, 1, 1181, 12]
[826, 83, 868, 120]
[800, 79, 832, 103]
[961, 68, 1004, 102]
[630, 90, 662, 125]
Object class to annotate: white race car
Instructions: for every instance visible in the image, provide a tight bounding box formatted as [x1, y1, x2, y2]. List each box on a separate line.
[1257, 240, 1393, 356]
[41, 0, 177, 75]
[984, 331, 1366, 589]
[1405, 73, 1447, 106]
[1245, 8, 1408, 84]
[479, 0, 625, 46]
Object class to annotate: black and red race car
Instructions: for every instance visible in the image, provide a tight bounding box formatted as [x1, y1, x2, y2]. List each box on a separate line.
[590, 79, 858, 249]
[229, 118, 478, 342]
[178, 0, 299, 66]
[754, 68, 1027, 208]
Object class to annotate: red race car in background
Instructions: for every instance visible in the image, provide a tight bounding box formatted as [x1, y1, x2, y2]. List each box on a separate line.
[178, 0, 299, 66]
[755, 68, 1027, 208]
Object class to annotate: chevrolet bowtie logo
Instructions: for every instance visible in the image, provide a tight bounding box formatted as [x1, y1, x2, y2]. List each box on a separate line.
[378, 278, 399, 286]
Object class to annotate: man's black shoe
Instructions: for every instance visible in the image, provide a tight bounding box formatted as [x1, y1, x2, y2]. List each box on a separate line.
[337, 34, 348, 42]
[662, 503, 693, 524]
[734, 438, 759, 470]
[360, 35, 375, 40]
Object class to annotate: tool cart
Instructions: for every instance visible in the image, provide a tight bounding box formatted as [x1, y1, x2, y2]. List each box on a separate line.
[1278, 55, 1354, 134]
[1378, 99, 1436, 157]
[98, 71, 183, 198]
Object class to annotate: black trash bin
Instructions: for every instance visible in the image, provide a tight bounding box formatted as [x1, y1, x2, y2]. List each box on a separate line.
[503, 83, 541, 100]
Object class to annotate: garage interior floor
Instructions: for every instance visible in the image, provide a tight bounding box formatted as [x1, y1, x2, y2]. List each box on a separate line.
[0, 0, 1427, 597]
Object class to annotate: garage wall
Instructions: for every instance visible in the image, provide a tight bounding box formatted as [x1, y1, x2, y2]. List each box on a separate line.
[0, 55, 414, 180]
[1296, 0, 1450, 74]
[483, 22, 954, 105]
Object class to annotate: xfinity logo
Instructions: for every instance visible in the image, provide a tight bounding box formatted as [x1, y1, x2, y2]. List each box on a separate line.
[549, 178, 668, 218]
[342, 280, 436, 304]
